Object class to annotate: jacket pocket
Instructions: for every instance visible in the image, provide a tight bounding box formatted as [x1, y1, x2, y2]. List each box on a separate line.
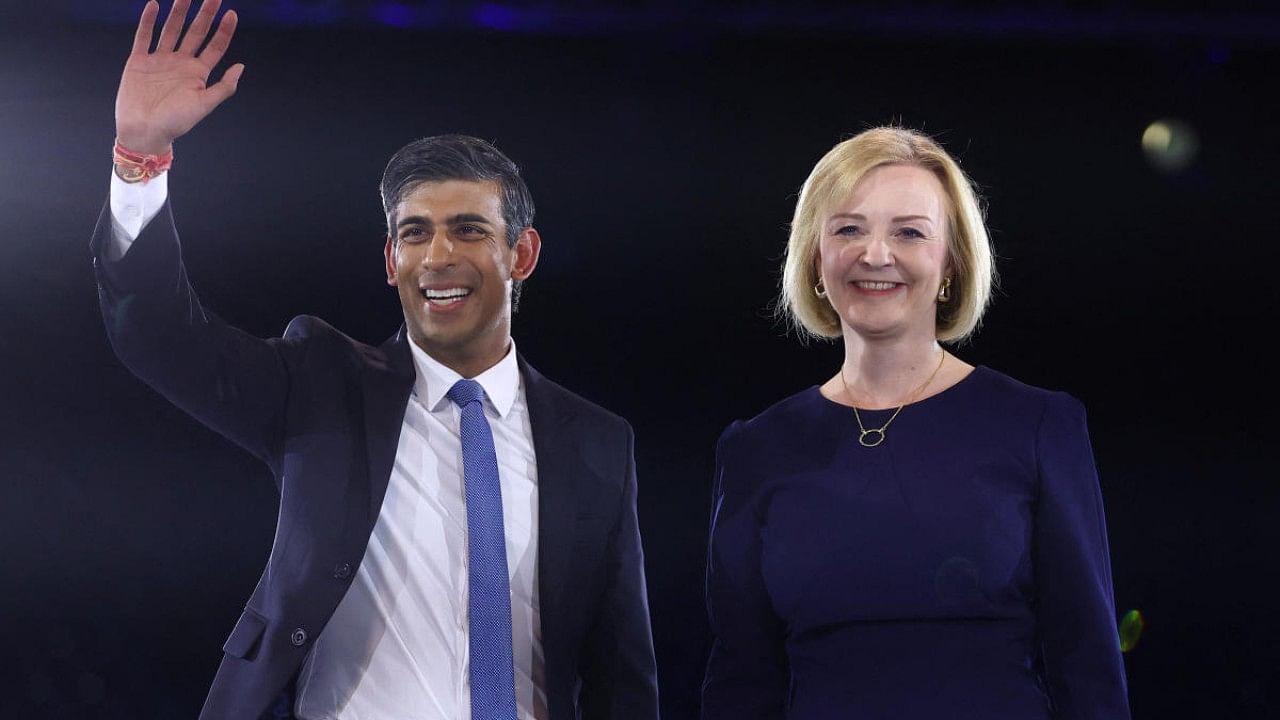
[223, 606, 268, 660]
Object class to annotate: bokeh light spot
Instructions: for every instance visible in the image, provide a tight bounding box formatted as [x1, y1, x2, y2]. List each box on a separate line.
[1119, 608, 1144, 652]
[1142, 122, 1171, 152]
[1142, 119, 1199, 173]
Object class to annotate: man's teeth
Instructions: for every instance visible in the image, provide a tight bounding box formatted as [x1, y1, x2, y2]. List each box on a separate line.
[855, 281, 899, 290]
[421, 288, 471, 303]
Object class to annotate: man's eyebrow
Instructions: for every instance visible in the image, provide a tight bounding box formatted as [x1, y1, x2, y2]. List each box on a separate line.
[396, 212, 495, 230]
[446, 213, 494, 225]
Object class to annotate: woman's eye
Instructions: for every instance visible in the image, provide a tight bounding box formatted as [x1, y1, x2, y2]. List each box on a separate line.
[835, 225, 861, 236]
[898, 227, 925, 239]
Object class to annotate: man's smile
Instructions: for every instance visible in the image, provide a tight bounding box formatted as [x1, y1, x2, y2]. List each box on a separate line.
[420, 286, 474, 309]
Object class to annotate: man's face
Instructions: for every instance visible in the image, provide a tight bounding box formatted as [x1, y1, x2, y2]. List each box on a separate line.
[384, 180, 540, 372]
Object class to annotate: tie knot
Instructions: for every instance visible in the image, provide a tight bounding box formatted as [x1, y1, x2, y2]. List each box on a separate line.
[447, 378, 486, 408]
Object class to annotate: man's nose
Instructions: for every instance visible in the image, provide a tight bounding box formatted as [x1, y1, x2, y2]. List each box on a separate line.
[423, 231, 455, 267]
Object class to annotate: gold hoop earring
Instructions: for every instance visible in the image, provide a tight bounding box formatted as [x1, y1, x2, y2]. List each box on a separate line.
[814, 278, 827, 298]
[937, 277, 952, 303]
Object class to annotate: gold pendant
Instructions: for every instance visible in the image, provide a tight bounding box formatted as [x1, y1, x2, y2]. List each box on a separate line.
[859, 429, 886, 447]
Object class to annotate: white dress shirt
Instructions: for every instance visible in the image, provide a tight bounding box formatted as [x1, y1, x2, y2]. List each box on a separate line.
[106, 170, 168, 259]
[108, 173, 546, 720]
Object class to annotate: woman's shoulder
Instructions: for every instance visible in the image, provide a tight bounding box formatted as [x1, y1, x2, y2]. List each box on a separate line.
[965, 365, 1088, 421]
[717, 385, 827, 455]
[712, 387, 829, 500]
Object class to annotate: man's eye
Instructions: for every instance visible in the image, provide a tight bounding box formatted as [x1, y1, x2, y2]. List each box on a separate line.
[455, 224, 487, 238]
[400, 227, 425, 241]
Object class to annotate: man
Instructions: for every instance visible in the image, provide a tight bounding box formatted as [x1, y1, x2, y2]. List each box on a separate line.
[92, 1, 659, 718]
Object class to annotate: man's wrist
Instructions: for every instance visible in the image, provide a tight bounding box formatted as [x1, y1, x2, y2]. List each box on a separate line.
[115, 126, 174, 157]
[113, 140, 173, 184]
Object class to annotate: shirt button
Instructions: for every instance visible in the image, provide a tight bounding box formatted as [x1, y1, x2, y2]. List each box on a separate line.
[124, 204, 141, 218]
[333, 562, 352, 580]
[291, 628, 308, 647]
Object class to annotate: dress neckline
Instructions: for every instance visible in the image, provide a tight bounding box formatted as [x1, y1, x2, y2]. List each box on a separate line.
[811, 364, 987, 413]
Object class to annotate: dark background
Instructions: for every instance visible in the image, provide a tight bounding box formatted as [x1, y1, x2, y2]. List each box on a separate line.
[2, 0, 1277, 717]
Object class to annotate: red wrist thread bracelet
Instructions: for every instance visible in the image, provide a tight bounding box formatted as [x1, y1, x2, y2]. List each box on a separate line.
[113, 140, 173, 183]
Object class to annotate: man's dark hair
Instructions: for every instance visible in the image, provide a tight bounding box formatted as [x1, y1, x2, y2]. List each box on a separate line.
[381, 134, 536, 305]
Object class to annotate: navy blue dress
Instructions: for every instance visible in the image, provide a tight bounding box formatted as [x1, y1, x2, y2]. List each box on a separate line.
[702, 367, 1130, 719]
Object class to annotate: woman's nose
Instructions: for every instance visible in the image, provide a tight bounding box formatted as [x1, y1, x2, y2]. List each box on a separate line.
[860, 233, 893, 267]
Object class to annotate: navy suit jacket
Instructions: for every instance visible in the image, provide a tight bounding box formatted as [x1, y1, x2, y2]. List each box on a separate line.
[91, 200, 659, 720]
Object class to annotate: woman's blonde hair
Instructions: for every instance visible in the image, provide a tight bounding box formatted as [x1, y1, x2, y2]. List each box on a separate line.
[779, 126, 996, 343]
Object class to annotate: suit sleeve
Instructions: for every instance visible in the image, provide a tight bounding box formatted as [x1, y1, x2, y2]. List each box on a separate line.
[578, 420, 660, 720]
[1033, 394, 1131, 719]
[91, 198, 291, 477]
[701, 421, 789, 719]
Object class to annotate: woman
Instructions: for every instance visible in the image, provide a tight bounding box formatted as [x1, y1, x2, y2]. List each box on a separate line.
[702, 127, 1130, 719]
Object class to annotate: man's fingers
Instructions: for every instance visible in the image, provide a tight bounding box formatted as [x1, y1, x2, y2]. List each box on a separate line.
[197, 9, 238, 68]
[131, 1, 159, 55]
[178, 0, 223, 55]
[205, 62, 245, 108]
[156, 0, 193, 52]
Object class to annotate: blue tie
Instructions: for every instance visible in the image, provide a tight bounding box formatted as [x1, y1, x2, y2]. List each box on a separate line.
[447, 379, 518, 720]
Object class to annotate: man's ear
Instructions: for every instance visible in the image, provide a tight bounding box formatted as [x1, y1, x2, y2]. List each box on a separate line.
[384, 237, 398, 286]
[510, 227, 541, 282]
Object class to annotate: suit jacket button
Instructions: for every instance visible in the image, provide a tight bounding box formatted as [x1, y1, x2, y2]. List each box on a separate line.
[291, 628, 308, 647]
[333, 563, 352, 580]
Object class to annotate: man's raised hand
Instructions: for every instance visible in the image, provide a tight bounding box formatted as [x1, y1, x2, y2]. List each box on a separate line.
[115, 0, 244, 155]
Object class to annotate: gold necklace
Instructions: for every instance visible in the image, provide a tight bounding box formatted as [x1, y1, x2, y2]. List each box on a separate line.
[841, 349, 946, 448]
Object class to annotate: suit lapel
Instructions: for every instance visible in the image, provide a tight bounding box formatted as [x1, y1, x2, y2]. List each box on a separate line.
[362, 325, 415, 522]
[359, 344, 581, 611]
[520, 355, 581, 615]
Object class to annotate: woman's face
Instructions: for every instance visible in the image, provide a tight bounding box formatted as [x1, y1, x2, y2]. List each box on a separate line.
[817, 163, 951, 343]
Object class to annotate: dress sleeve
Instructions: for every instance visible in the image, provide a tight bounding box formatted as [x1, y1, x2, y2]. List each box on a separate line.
[702, 422, 789, 719]
[1033, 394, 1131, 719]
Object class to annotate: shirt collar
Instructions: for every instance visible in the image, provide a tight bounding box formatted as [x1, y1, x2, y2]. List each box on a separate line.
[409, 338, 521, 418]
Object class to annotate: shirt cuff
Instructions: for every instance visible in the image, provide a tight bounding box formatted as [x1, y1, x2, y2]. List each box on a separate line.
[107, 170, 169, 261]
